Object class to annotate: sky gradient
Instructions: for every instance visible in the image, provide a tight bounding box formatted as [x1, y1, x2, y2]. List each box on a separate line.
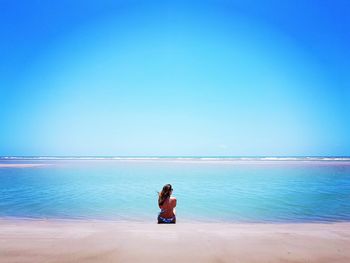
[1, 0, 349, 156]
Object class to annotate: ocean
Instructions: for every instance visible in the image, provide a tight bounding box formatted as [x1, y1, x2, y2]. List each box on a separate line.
[1, 157, 350, 223]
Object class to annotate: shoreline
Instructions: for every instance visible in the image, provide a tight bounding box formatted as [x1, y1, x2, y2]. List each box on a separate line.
[1, 219, 350, 262]
[1, 215, 349, 224]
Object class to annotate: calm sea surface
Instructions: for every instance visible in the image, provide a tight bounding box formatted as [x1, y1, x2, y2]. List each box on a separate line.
[1, 158, 350, 223]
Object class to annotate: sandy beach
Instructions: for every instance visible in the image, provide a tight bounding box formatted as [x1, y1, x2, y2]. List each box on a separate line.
[1, 219, 350, 263]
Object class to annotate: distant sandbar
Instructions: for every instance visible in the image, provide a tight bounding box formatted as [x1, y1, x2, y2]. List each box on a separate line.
[0, 164, 50, 168]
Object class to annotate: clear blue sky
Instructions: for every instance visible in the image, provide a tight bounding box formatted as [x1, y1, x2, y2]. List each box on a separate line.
[0, 0, 349, 156]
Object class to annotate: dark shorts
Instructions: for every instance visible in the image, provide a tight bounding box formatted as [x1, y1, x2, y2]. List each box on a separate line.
[157, 215, 176, 224]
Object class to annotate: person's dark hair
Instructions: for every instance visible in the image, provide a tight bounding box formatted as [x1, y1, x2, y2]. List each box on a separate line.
[158, 184, 173, 206]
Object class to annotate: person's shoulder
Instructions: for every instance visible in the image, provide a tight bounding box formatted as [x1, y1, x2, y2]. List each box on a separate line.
[170, 196, 176, 200]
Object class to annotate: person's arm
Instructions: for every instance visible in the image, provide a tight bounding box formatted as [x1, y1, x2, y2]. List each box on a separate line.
[171, 197, 177, 215]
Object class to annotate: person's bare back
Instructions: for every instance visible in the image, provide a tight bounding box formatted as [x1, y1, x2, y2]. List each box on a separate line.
[159, 196, 176, 218]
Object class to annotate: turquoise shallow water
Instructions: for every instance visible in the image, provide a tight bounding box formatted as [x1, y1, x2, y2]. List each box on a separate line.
[1, 158, 350, 223]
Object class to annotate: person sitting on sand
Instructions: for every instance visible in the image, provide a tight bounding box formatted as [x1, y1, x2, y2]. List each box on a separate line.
[158, 184, 176, 224]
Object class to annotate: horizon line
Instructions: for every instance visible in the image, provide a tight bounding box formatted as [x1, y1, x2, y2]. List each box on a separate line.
[1, 155, 350, 159]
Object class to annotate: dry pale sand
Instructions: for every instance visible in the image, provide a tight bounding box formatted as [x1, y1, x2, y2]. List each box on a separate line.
[1, 219, 350, 263]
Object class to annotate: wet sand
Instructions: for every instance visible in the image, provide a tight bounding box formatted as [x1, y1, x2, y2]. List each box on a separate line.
[1, 219, 349, 263]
